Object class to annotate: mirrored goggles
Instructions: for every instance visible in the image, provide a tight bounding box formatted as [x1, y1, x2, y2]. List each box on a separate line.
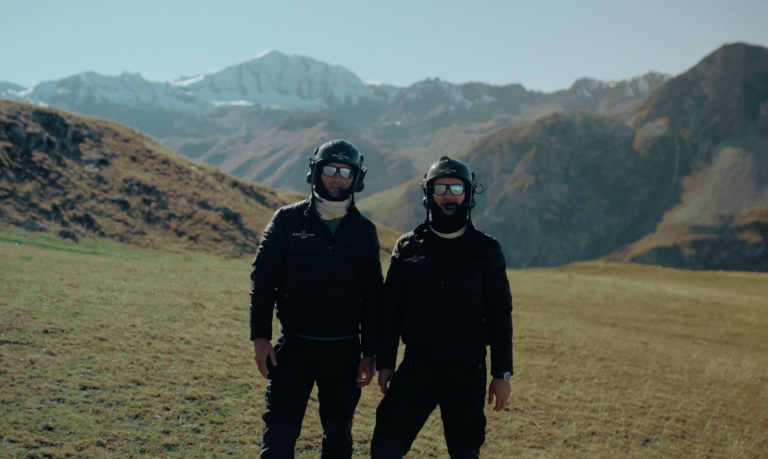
[321, 165, 355, 179]
[432, 184, 465, 196]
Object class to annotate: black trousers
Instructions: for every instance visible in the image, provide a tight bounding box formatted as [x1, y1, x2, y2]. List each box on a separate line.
[261, 335, 362, 459]
[371, 354, 487, 458]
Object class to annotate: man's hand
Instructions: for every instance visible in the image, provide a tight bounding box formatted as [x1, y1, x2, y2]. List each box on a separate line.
[356, 357, 376, 388]
[378, 368, 394, 395]
[252, 338, 276, 378]
[487, 378, 510, 412]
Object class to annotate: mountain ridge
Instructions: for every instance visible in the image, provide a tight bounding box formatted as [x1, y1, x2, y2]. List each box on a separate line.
[1, 49, 668, 129]
[1, 51, 669, 197]
[360, 43, 768, 271]
[1, 50, 389, 113]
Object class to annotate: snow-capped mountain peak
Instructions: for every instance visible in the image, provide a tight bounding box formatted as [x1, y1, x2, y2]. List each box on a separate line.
[175, 50, 372, 108]
[2, 51, 378, 112]
[1, 54, 670, 121]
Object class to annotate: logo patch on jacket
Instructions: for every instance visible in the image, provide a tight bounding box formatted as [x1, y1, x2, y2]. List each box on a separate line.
[292, 230, 315, 239]
[403, 255, 426, 263]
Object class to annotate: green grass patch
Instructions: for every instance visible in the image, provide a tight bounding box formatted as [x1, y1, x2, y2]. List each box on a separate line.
[1, 236, 767, 458]
[0, 225, 243, 268]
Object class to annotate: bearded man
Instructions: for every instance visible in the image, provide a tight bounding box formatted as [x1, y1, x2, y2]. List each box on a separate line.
[372, 156, 513, 459]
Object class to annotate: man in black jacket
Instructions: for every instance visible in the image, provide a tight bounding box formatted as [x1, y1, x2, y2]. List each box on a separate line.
[250, 140, 383, 459]
[371, 157, 513, 459]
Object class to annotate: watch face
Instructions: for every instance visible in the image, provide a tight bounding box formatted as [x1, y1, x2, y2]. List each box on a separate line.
[503, 372, 511, 381]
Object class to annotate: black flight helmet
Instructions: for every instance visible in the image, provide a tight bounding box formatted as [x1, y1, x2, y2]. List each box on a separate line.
[422, 156, 479, 210]
[306, 139, 367, 193]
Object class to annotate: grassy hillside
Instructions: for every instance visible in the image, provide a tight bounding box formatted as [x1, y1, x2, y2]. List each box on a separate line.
[357, 177, 425, 233]
[2, 230, 766, 458]
[0, 99, 400, 260]
[0, 99, 306, 258]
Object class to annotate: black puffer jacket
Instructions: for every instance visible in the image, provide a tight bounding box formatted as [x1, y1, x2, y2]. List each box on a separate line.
[249, 199, 383, 357]
[377, 221, 513, 378]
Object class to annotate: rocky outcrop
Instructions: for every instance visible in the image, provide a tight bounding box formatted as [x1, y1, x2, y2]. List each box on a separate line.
[21, 217, 51, 233]
[610, 210, 768, 271]
[557, 73, 670, 114]
[56, 228, 79, 243]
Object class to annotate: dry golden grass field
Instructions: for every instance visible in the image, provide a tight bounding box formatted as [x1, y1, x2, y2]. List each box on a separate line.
[1, 227, 767, 458]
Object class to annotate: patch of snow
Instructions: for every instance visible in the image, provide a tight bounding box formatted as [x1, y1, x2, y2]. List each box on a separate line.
[581, 78, 604, 91]
[171, 75, 205, 87]
[212, 100, 255, 107]
[362, 79, 383, 87]
[577, 87, 593, 98]
[636, 77, 650, 94]
[255, 49, 274, 59]
[1, 86, 41, 105]
[28, 71, 209, 111]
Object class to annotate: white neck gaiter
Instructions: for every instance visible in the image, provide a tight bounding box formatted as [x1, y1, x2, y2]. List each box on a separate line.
[429, 224, 467, 239]
[314, 192, 351, 220]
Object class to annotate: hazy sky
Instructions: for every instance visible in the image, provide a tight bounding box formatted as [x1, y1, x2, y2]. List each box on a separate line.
[2, 0, 767, 92]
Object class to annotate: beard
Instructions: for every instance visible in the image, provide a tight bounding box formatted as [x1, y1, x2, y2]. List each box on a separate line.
[428, 200, 469, 233]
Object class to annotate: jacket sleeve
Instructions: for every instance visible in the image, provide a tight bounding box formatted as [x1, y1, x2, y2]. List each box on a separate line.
[249, 209, 287, 341]
[360, 226, 384, 357]
[484, 241, 513, 379]
[376, 241, 407, 370]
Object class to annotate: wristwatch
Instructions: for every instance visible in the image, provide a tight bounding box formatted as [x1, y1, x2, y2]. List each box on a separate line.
[502, 372, 511, 381]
